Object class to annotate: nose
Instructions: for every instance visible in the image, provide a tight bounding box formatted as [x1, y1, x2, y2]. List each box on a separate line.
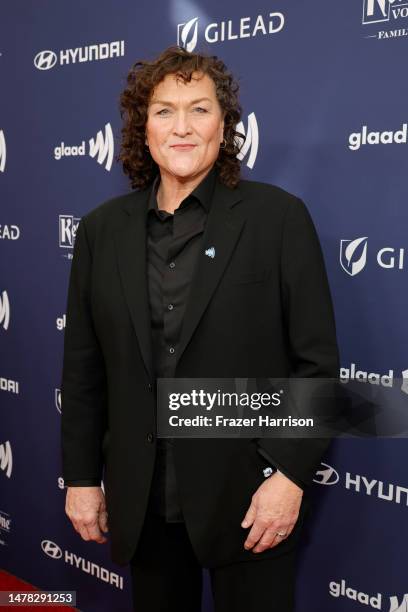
[172, 110, 192, 137]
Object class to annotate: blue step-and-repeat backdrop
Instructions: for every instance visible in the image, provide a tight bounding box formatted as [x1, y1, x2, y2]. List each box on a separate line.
[1, 1, 407, 611]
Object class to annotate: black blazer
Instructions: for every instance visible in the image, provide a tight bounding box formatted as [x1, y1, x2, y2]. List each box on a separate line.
[61, 172, 340, 568]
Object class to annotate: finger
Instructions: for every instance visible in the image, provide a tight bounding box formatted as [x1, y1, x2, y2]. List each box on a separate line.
[70, 512, 107, 543]
[241, 502, 257, 529]
[252, 527, 280, 553]
[244, 519, 268, 550]
[99, 510, 109, 533]
[84, 519, 107, 544]
[70, 519, 83, 537]
[255, 524, 294, 552]
[77, 524, 91, 541]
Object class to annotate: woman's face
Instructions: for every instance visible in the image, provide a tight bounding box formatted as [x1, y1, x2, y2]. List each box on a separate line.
[145, 71, 225, 181]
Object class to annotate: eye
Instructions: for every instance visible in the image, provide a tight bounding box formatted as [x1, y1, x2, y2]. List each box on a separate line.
[193, 107, 208, 113]
[156, 108, 170, 116]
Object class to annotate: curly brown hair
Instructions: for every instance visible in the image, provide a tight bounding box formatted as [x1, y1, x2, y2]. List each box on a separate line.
[116, 45, 244, 190]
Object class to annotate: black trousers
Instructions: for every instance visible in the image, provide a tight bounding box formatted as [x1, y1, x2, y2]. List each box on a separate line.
[129, 511, 297, 612]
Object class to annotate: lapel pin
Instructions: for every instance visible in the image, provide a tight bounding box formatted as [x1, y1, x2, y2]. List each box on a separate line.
[263, 467, 274, 478]
[205, 247, 215, 259]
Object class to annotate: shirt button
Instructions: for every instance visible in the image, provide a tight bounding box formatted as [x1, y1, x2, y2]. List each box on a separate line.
[169, 262, 175, 269]
[169, 347, 175, 354]
[147, 432, 154, 443]
[168, 304, 174, 310]
[148, 383, 153, 392]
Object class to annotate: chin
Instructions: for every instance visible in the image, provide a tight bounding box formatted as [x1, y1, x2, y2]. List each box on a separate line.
[168, 165, 200, 178]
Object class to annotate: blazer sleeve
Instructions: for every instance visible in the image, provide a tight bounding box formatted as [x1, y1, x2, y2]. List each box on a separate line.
[60, 216, 107, 484]
[256, 196, 340, 490]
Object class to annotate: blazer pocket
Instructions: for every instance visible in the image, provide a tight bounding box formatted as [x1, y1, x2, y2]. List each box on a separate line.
[230, 268, 272, 285]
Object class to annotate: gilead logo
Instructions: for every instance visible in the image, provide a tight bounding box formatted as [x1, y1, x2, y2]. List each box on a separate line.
[340, 237, 405, 275]
[177, 13, 285, 52]
[340, 237, 368, 276]
[329, 579, 381, 608]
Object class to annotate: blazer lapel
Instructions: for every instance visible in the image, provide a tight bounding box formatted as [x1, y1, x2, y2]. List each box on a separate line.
[113, 175, 245, 383]
[114, 188, 154, 382]
[175, 177, 245, 371]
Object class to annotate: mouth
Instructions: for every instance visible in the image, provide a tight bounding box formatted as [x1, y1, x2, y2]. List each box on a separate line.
[170, 144, 197, 151]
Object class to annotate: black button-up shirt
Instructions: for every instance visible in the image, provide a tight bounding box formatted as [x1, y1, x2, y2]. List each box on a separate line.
[145, 164, 217, 522]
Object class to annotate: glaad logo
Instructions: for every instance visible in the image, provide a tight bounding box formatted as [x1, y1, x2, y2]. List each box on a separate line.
[0, 130, 6, 173]
[340, 237, 405, 275]
[0, 290, 10, 330]
[89, 123, 114, 171]
[55, 389, 61, 414]
[41, 539, 123, 588]
[54, 123, 114, 171]
[329, 579, 381, 608]
[390, 594, 408, 612]
[235, 112, 259, 169]
[340, 363, 394, 386]
[56, 314, 66, 330]
[177, 13, 285, 52]
[340, 237, 368, 276]
[34, 41, 125, 70]
[313, 462, 339, 485]
[402, 369, 408, 395]
[0, 441, 12, 478]
[348, 123, 407, 150]
[59, 215, 80, 251]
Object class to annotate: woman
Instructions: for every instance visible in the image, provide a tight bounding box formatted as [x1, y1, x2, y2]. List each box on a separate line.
[61, 45, 339, 611]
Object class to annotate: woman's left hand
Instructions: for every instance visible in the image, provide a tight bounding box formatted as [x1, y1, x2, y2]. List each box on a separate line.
[241, 471, 304, 553]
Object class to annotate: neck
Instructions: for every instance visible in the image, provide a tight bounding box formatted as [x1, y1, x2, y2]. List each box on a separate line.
[156, 166, 213, 214]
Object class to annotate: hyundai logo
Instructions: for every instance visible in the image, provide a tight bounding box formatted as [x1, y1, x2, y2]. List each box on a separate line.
[34, 50, 58, 71]
[313, 462, 340, 486]
[41, 539, 62, 559]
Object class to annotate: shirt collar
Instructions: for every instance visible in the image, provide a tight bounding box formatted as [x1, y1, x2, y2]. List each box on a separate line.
[147, 164, 218, 216]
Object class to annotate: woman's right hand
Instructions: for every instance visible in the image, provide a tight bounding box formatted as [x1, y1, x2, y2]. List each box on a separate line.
[65, 486, 109, 543]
